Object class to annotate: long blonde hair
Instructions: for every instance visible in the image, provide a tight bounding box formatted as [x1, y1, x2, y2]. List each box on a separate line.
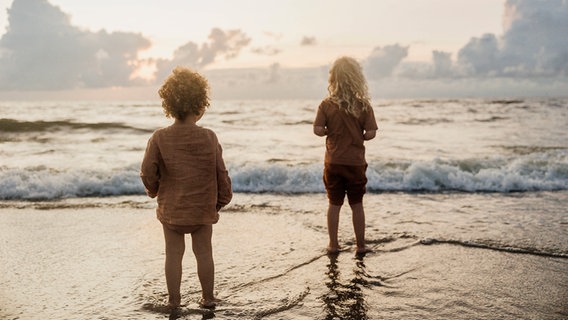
[327, 56, 371, 117]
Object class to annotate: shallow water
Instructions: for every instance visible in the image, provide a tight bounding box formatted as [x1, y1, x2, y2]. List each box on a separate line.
[1, 192, 566, 319]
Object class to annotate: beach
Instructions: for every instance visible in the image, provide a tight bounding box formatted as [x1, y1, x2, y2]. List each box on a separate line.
[1, 98, 567, 319]
[1, 192, 566, 320]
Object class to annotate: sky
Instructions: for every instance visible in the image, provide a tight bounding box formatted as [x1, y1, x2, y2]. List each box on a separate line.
[0, 0, 567, 100]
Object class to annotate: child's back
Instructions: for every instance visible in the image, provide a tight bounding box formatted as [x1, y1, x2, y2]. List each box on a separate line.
[140, 66, 231, 309]
[313, 56, 377, 255]
[143, 123, 231, 226]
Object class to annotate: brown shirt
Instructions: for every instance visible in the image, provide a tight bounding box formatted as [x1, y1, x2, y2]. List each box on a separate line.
[140, 123, 232, 225]
[314, 98, 378, 165]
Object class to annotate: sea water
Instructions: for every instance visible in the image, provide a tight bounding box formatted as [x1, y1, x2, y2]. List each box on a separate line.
[0, 98, 567, 319]
[1, 98, 567, 198]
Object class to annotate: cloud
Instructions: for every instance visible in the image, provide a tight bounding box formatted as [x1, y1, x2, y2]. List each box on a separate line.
[396, 50, 454, 79]
[0, 0, 151, 90]
[363, 44, 409, 79]
[1, 0, 565, 98]
[154, 28, 251, 82]
[457, 33, 501, 76]
[390, 0, 568, 82]
[0, 1, 252, 90]
[300, 36, 317, 46]
[251, 45, 281, 56]
[457, 0, 568, 77]
[431, 50, 453, 77]
[263, 31, 283, 41]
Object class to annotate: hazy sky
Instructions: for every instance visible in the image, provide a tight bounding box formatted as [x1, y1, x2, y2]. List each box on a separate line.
[0, 0, 567, 99]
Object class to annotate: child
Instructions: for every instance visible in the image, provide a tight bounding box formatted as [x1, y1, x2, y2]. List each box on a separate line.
[313, 56, 378, 255]
[140, 66, 232, 309]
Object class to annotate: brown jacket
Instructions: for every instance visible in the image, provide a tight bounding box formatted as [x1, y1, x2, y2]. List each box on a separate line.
[140, 123, 232, 225]
[314, 98, 378, 165]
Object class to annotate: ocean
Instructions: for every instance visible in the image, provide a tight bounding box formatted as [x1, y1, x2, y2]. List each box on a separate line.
[1, 98, 567, 319]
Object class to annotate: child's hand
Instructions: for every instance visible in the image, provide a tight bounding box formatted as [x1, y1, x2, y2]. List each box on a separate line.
[313, 126, 327, 136]
[145, 189, 157, 198]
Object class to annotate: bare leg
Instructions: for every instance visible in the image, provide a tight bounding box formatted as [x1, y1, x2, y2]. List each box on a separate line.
[163, 225, 185, 307]
[327, 204, 342, 253]
[350, 202, 369, 253]
[191, 225, 217, 306]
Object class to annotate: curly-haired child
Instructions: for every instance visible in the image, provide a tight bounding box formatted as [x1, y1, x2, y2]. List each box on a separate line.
[141, 66, 232, 309]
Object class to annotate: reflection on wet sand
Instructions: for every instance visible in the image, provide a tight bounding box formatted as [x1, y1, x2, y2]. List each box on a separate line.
[322, 253, 374, 320]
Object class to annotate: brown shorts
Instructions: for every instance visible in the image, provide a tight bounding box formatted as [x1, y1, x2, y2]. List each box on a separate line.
[323, 163, 367, 206]
[162, 222, 203, 234]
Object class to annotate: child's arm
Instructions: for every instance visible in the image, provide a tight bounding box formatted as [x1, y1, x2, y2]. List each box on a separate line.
[216, 143, 232, 210]
[313, 125, 327, 136]
[313, 102, 327, 136]
[363, 107, 378, 141]
[363, 129, 376, 141]
[140, 136, 160, 198]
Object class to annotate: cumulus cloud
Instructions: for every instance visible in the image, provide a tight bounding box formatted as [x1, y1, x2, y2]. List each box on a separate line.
[458, 0, 568, 77]
[457, 33, 501, 76]
[364, 44, 409, 79]
[0, 0, 151, 90]
[396, 50, 454, 79]
[154, 28, 251, 82]
[389, 0, 568, 81]
[431, 50, 453, 77]
[0, 1, 252, 90]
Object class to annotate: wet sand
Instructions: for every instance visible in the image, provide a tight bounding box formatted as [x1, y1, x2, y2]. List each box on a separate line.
[1, 193, 567, 319]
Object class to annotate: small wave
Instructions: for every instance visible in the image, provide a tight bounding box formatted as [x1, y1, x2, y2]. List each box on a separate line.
[488, 99, 524, 105]
[0, 165, 144, 200]
[283, 120, 313, 125]
[230, 163, 324, 193]
[397, 118, 453, 125]
[0, 118, 152, 133]
[1, 151, 566, 200]
[230, 151, 568, 193]
[367, 151, 568, 192]
[496, 145, 566, 155]
[419, 238, 568, 259]
[474, 116, 510, 122]
[365, 235, 568, 259]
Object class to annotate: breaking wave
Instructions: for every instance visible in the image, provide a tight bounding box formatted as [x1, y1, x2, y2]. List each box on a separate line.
[1, 150, 566, 200]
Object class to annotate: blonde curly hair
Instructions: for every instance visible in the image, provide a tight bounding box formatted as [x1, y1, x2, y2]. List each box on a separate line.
[158, 67, 210, 120]
[327, 56, 371, 117]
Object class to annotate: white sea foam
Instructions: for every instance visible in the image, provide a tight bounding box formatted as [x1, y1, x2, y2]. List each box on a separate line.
[0, 165, 142, 200]
[1, 151, 566, 200]
[367, 151, 568, 192]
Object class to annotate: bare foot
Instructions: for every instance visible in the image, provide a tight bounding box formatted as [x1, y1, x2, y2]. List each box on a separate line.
[199, 297, 221, 309]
